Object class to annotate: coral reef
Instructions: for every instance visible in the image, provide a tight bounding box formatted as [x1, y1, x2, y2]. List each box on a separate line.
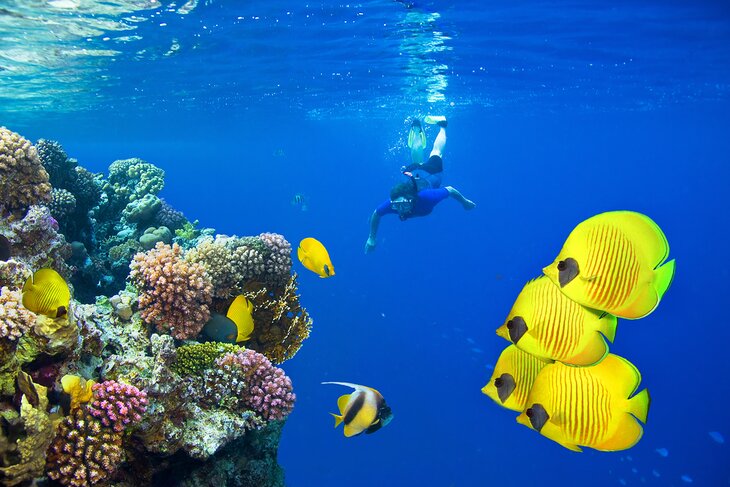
[0, 128, 310, 487]
[130, 242, 213, 340]
[0, 127, 52, 213]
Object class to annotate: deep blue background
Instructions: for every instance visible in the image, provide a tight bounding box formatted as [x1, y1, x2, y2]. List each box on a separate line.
[2, 1, 730, 486]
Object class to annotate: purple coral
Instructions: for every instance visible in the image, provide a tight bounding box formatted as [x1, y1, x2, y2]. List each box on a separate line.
[88, 380, 148, 432]
[216, 349, 295, 421]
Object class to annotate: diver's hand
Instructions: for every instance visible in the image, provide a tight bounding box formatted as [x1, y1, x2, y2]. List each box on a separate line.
[364, 237, 377, 254]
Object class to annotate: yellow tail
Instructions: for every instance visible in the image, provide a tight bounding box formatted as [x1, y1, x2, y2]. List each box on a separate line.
[628, 388, 650, 424]
[597, 312, 618, 343]
[654, 259, 675, 300]
[330, 413, 343, 428]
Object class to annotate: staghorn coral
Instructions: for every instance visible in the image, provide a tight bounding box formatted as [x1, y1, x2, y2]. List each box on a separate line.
[243, 273, 312, 364]
[172, 342, 243, 376]
[129, 242, 213, 340]
[214, 349, 295, 421]
[88, 380, 148, 432]
[0, 127, 52, 212]
[0, 286, 35, 341]
[46, 408, 124, 487]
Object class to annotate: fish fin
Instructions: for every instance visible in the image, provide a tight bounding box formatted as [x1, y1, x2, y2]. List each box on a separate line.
[594, 413, 644, 451]
[330, 413, 343, 428]
[627, 388, 650, 424]
[296, 245, 308, 263]
[321, 381, 365, 391]
[596, 354, 643, 398]
[565, 334, 609, 366]
[653, 259, 675, 301]
[337, 394, 350, 415]
[596, 312, 618, 343]
[343, 424, 361, 437]
[541, 421, 583, 452]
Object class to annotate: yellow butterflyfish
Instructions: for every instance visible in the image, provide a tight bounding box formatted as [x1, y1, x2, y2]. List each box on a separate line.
[22, 268, 71, 318]
[496, 276, 618, 366]
[297, 237, 335, 278]
[227, 295, 255, 342]
[322, 381, 393, 437]
[516, 354, 650, 452]
[543, 211, 675, 319]
[482, 344, 552, 412]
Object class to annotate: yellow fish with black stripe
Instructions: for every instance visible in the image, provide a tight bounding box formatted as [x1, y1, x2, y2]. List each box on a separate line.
[482, 344, 552, 412]
[22, 268, 70, 318]
[516, 353, 650, 452]
[543, 211, 675, 319]
[496, 276, 618, 366]
[298, 237, 335, 278]
[322, 381, 393, 437]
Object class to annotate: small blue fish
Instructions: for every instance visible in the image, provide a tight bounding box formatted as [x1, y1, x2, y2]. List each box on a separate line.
[709, 431, 725, 444]
[681, 475, 693, 483]
[652, 469, 660, 478]
[291, 193, 308, 211]
[655, 447, 669, 457]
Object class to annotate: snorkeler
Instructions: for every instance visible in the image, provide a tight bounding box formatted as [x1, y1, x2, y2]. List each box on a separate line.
[364, 116, 475, 254]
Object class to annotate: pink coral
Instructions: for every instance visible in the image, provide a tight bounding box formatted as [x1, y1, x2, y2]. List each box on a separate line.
[0, 127, 52, 212]
[129, 242, 213, 340]
[0, 285, 36, 340]
[88, 380, 148, 432]
[216, 349, 295, 421]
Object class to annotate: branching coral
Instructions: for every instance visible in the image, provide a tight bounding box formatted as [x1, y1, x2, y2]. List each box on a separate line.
[0, 286, 35, 341]
[259, 232, 292, 284]
[88, 380, 148, 432]
[172, 342, 243, 376]
[129, 242, 213, 340]
[214, 350, 295, 421]
[243, 273, 312, 364]
[46, 408, 124, 487]
[0, 127, 52, 212]
[49, 188, 77, 220]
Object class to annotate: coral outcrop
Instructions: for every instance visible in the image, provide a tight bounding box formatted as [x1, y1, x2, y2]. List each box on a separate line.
[0, 127, 52, 213]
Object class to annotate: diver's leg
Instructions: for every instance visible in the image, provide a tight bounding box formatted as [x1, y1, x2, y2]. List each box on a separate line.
[445, 185, 476, 210]
[365, 211, 382, 253]
[430, 125, 446, 158]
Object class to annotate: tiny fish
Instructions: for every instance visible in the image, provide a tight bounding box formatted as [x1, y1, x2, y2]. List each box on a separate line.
[652, 470, 660, 478]
[709, 431, 725, 444]
[655, 447, 669, 457]
[681, 475, 693, 483]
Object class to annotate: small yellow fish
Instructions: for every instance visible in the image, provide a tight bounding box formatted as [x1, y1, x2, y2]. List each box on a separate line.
[482, 344, 552, 412]
[322, 381, 393, 437]
[496, 276, 618, 366]
[543, 211, 675, 319]
[227, 295, 254, 342]
[516, 354, 650, 452]
[298, 237, 335, 278]
[61, 374, 96, 411]
[22, 268, 70, 318]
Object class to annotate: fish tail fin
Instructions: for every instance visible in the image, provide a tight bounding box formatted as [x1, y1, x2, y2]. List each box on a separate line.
[330, 413, 343, 428]
[628, 388, 650, 424]
[653, 259, 676, 301]
[597, 312, 618, 343]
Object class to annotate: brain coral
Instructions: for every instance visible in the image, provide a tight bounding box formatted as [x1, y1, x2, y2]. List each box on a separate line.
[129, 242, 213, 340]
[0, 127, 52, 212]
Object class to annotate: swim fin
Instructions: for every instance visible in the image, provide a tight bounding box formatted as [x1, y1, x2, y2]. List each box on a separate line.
[424, 115, 447, 126]
[407, 119, 427, 150]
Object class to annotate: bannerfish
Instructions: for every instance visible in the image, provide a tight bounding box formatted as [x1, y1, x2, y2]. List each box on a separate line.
[496, 276, 618, 366]
[542, 211, 675, 319]
[322, 381, 393, 437]
[482, 344, 552, 412]
[291, 193, 308, 211]
[517, 353, 650, 452]
[227, 295, 255, 342]
[22, 268, 71, 318]
[298, 237, 335, 278]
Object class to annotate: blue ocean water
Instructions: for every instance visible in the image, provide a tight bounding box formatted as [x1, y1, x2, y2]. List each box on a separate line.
[2, 1, 730, 486]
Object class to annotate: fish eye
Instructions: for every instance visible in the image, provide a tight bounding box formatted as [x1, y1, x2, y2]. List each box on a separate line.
[506, 320, 513, 330]
[526, 408, 534, 418]
[494, 377, 503, 387]
[557, 260, 566, 271]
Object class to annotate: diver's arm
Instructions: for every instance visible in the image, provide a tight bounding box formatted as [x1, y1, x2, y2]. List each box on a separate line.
[445, 186, 476, 210]
[365, 210, 381, 253]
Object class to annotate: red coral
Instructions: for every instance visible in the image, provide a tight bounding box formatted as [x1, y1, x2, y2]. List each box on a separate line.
[129, 242, 212, 340]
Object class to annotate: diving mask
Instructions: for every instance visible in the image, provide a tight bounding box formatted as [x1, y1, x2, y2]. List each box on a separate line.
[391, 196, 414, 218]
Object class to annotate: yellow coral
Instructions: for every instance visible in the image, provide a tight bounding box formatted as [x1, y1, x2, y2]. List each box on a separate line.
[243, 273, 312, 364]
[61, 374, 96, 411]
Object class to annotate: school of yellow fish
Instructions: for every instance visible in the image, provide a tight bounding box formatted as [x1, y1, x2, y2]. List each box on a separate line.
[483, 211, 675, 452]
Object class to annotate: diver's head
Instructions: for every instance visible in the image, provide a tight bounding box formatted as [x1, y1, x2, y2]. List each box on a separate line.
[391, 196, 414, 220]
